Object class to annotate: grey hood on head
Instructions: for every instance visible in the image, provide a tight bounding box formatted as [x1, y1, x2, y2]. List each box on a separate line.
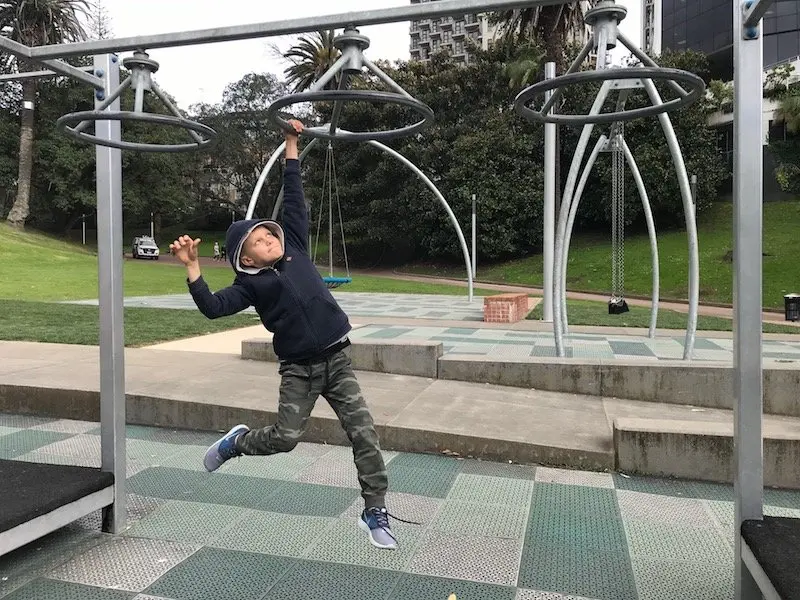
[225, 219, 285, 275]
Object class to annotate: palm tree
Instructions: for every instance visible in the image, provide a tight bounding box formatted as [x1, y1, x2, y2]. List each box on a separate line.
[282, 30, 341, 93]
[492, 3, 586, 70]
[0, 0, 90, 229]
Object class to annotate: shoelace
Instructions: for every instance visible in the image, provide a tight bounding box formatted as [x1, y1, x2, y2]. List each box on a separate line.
[368, 507, 422, 527]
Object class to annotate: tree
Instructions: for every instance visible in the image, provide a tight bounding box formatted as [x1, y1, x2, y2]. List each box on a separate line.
[189, 73, 289, 220]
[0, 0, 90, 229]
[281, 30, 340, 93]
[776, 90, 800, 135]
[491, 3, 586, 69]
[87, 0, 112, 40]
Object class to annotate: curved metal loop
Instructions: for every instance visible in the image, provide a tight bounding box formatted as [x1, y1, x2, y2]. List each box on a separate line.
[251, 134, 473, 302]
[56, 110, 217, 153]
[267, 90, 434, 142]
[514, 67, 706, 126]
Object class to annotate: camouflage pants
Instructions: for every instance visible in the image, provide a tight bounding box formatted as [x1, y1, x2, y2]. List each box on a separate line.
[235, 346, 388, 508]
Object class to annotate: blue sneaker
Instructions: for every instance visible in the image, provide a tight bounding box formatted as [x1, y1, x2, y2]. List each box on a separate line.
[358, 507, 398, 550]
[203, 424, 249, 472]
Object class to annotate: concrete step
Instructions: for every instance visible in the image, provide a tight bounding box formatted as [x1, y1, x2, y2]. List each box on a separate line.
[3, 341, 800, 489]
[614, 417, 800, 489]
[241, 337, 442, 378]
[242, 338, 800, 418]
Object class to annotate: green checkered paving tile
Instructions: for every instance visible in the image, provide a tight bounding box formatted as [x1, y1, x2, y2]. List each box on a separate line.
[684, 481, 735, 501]
[518, 545, 637, 600]
[2, 578, 134, 600]
[631, 558, 734, 600]
[219, 453, 313, 480]
[0, 430, 73, 458]
[210, 510, 334, 557]
[123, 425, 221, 446]
[388, 573, 515, 600]
[764, 487, 800, 509]
[0, 529, 106, 598]
[145, 548, 293, 600]
[257, 480, 360, 517]
[0, 413, 55, 428]
[127, 467, 285, 510]
[525, 511, 627, 552]
[459, 459, 537, 480]
[612, 474, 692, 497]
[126, 440, 186, 464]
[444, 328, 480, 335]
[123, 501, 245, 545]
[386, 466, 459, 498]
[263, 559, 401, 600]
[531, 484, 620, 520]
[153, 446, 215, 472]
[447, 474, 534, 506]
[704, 500, 733, 527]
[432, 500, 528, 538]
[306, 518, 421, 570]
[389, 452, 463, 472]
[624, 519, 732, 563]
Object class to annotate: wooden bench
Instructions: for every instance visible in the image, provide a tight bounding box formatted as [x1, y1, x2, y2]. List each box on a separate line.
[483, 293, 529, 324]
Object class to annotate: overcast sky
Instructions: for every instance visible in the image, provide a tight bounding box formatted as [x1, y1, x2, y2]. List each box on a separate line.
[98, 0, 642, 110]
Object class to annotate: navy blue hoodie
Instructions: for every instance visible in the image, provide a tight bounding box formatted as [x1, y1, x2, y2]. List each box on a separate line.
[187, 159, 351, 362]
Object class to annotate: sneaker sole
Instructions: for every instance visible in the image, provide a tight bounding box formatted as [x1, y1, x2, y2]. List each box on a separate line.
[358, 517, 397, 550]
[203, 424, 248, 472]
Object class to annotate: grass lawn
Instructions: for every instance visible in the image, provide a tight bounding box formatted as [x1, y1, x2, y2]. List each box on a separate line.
[0, 299, 262, 347]
[0, 223, 492, 301]
[404, 201, 800, 310]
[527, 299, 800, 334]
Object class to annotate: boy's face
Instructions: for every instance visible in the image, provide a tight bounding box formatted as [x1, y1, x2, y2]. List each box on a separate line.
[240, 226, 283, 268]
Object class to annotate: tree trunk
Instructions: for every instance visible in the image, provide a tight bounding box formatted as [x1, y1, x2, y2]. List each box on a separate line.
[6, 78, 36, 229]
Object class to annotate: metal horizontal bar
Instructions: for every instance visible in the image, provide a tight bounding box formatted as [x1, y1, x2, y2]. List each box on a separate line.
[28, 0, 568, 60]
[0, 69, 62, 81]
[0, 34, 103, 88]
[743, 0, 775, 29]
[40, 59, 104, 89]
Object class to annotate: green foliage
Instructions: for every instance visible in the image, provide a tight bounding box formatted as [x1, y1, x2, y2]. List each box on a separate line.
[558, 49, 726, 231]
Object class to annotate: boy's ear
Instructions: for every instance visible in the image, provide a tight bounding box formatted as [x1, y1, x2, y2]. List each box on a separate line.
[240, 254, 254, 266]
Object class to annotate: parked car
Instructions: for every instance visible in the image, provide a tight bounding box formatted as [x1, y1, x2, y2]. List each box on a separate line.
[132, 235, 160, 260]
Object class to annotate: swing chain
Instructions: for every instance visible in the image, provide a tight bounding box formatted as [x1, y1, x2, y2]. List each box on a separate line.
[610, 122, 625, 302]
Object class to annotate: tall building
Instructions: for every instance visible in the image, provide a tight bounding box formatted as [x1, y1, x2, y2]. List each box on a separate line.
[642, 0, 800, 78]
[409, 8, 499, 64]
[409, 0, 592, 64]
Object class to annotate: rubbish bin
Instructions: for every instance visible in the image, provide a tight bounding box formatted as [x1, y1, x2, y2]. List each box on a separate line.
[785, 294, 800, 322]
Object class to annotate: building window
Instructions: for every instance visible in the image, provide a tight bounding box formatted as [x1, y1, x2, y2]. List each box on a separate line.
[442, 30, 451, 43]
[455, 20, 464, 34]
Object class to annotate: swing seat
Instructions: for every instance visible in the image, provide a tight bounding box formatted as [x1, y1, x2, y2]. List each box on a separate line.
[608, 297, 630, 315]
[323, 276, 352, 289]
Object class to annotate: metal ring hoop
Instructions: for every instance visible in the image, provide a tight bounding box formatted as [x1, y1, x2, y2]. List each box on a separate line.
[514, 68, 706, 126]
[267, 90, 434, 142]
[56, 111, 217, 153]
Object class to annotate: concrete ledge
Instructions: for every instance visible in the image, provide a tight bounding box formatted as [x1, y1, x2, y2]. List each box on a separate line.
[241, 338, 443, 379]
[438, 356, 800, 418]
[614, 417, 800, 490]
[0, 383, 610, 471]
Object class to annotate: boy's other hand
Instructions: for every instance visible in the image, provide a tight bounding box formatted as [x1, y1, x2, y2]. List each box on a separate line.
[170, 235, 201, 266]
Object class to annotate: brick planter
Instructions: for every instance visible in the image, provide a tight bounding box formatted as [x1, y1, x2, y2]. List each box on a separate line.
[483, 293, 529, 323]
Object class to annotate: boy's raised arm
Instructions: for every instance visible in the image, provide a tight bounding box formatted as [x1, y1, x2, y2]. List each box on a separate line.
[280, 120, 308, 252]
[170, 235, 253, 319]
